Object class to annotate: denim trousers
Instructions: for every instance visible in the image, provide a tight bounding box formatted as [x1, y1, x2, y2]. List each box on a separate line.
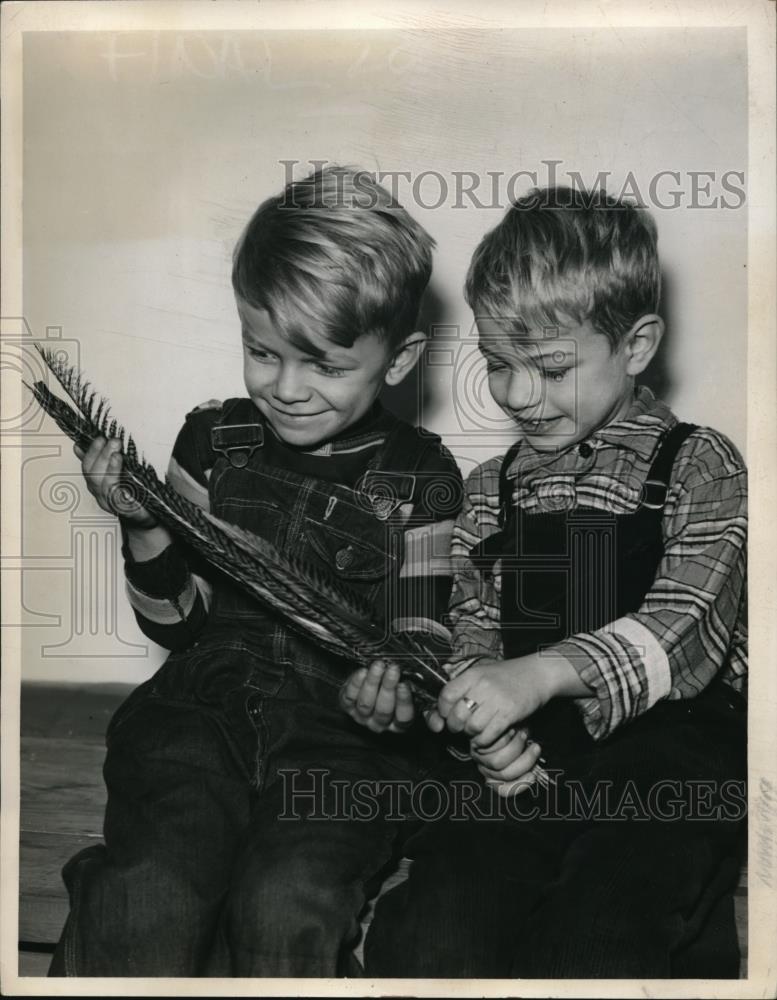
[49, 636, 439, 977]
[365, 682, 747, 979]
[49, 408, 447, 977]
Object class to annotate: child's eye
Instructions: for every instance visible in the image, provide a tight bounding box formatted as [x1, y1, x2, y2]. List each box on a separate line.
[246, 346, 275, 363]
[542, 368, 569, 383]
[314, 362, 347, 377]
[486, 361, 508, 374]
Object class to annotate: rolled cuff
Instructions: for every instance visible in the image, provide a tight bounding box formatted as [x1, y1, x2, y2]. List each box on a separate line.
[121, 524, 192, 599]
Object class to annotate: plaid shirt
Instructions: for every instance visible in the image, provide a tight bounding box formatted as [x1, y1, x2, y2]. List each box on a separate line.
[446, 387, 747, 741]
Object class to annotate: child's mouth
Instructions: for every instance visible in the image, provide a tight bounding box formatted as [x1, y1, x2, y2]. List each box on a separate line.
[270, 407, 322, 422]
[515, 415, 563, 433]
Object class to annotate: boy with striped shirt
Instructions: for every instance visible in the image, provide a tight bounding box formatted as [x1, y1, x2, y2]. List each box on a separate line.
[50, 166, 462, 977]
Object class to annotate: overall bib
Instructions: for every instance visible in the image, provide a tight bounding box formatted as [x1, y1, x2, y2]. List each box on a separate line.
[365, 424, 746, 978]
[50, 399, 445, 978]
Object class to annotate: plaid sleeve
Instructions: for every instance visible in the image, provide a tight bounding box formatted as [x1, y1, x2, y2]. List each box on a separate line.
[390, 442, 463, 663]
[123, 405, 219, 649]
[444, 458, 505, 677]
[555, 428, 748, 739]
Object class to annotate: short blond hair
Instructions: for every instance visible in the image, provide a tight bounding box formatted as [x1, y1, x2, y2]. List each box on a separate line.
[465, 185, 660, 347]
[233, 165, 435, 353]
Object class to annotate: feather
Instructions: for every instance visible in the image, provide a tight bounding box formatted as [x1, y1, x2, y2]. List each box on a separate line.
[25, 353, 450, 695]
[26, 353, 554, 784]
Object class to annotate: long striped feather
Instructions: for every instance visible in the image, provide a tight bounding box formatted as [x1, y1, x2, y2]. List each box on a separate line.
[25, 353, 450, 700]
[27, 353, 558, 784]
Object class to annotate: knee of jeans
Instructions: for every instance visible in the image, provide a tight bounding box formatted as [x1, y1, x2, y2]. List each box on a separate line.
[226, 855, 356, 945]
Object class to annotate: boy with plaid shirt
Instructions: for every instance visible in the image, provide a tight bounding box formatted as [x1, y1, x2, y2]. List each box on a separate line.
[349, 185, 747, 978]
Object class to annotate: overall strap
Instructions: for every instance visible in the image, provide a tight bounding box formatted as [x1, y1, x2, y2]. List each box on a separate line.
[357, 421, 446, 516]
[209, 398, 265, 469]
[497, 439, 524, 528]
[467, 440, 523, 574]
[641, 421, 698, 510]
[374, 420, 444, 477]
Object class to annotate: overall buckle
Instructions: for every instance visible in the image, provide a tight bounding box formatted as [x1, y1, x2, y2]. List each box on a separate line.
[358, 470, 416, 520]
[641, 477, 669, 510]
[211, 423, 264, 468]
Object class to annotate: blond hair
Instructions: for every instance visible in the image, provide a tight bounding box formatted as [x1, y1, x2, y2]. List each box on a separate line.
[465, 186, 660, 347]
[233, 165, 435, 353]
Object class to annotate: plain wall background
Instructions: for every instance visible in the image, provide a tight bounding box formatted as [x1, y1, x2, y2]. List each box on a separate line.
[20, 27, 747, 683]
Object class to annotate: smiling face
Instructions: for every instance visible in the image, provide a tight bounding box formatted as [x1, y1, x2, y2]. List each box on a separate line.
[478, 317, 653, 452]
[237, 298, 422, 449]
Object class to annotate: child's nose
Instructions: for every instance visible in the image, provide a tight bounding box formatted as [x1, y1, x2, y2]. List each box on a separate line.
[273, 364, 310, 403]
[505, 366, 543, 412]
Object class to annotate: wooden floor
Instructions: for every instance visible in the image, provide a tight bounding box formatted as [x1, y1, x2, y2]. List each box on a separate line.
[18, 681, 749, 977]
[19, 683, 125, 975]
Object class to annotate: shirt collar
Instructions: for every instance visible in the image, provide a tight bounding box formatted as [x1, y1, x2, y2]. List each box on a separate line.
[592, 386, 676, 459]
[264, 400, 391, 456]
[506, 386, 677, 478]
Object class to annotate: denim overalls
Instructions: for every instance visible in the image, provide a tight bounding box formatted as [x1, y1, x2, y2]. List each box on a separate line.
[51, 399, 446, 978]
[365, 423, 747, 978]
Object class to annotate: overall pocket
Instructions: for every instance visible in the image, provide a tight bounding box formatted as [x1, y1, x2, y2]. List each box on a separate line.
[302, 516, 399, 614]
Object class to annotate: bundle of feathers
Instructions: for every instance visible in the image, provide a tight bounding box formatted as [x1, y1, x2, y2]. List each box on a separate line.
[28, 345, 553, 787]
[27, 345, 450, 706]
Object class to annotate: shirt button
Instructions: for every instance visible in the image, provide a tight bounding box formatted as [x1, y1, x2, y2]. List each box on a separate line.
[335, 545, 355, 570]
[578, 442, 593, 459]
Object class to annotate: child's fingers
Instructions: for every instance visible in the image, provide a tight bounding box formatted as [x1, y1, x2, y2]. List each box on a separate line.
[442, 694, 475, 733]
[81, 436, 108, 475]
[372, 663, 402, 721]
[468, 714, 515, 750]
[471, 726, 528, 763]
[81, 439, 121, 507]
[378, 660, 401, 691]
[476, 740, 542, 782]
[487, 773, 538, 798]
[471, 726, 519, 755]
[445, 695, 492, 735]
[391, 682, 415, 728]
[463, 701, 498, 738]
[472, 726, 529, 762]
[339, 668, 368, 711]
[437, 675, 471, 718]
[85, 438, 122, 489]
[355, 660, 386, 715]
[423, 708, 446, 733]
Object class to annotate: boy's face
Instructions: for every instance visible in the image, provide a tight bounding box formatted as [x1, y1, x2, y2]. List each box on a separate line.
[478, 318, 638, 453]
[237, 299, 419, 449]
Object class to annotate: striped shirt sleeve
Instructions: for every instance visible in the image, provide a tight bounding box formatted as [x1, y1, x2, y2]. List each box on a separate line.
[555, 428, 748, 739]
[390, 441, 464, 664]
[122, 406, 219, 649]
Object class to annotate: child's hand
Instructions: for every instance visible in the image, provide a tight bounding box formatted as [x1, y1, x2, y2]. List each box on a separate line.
[338, 659, 416, 733]
[470, 726, 544, 797]
[427, 656, 555, 747]
[75, 437, 158, 529]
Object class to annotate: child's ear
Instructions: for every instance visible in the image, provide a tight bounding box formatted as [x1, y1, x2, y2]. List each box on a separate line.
[623, 314, 664, 376]
[384, 332, 427, 386]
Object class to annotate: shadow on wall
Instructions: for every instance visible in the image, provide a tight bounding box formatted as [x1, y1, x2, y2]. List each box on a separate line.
[639, 268, 675, 403]
[382, 269, 678, 429]
[380, 280, 446, 427]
